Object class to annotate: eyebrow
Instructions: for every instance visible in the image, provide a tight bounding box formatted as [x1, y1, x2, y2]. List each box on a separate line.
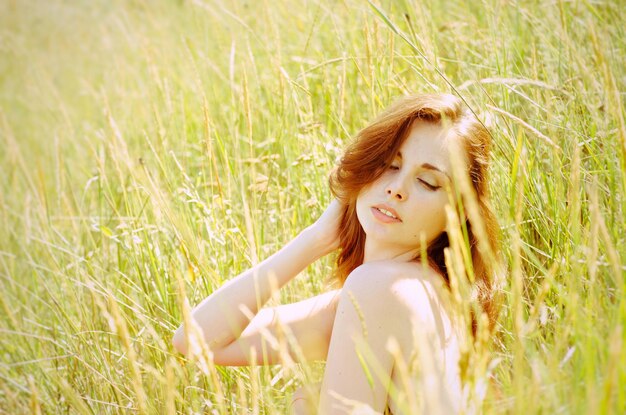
[396, 152, 451, 179]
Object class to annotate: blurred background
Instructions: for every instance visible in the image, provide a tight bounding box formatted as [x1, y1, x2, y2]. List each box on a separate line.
[1, 0, 624, 413]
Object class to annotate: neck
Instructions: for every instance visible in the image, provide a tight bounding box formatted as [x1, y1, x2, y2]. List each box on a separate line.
[362, 237, 421, 263]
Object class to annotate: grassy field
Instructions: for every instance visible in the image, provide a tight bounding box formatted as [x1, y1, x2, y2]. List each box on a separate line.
[1, 0, 625, 413]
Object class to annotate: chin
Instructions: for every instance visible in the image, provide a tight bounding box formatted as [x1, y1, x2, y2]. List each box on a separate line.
[363, 226, 408, 245]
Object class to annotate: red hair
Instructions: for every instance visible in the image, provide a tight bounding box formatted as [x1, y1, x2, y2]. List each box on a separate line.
[329, 93, 501, 336]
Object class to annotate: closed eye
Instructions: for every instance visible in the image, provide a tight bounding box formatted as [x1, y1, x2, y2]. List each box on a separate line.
[389, 165, 400, 171]
[418, 178, 440, 191]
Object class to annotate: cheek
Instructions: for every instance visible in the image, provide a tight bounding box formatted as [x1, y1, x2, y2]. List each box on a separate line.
[355, 181, 379, 209]
[355, 188, 371, 225]
[408, 199, 448, 238]
[355, 189, 366, 213]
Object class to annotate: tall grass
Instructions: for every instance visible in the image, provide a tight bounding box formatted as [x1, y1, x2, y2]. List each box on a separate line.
[1, 0, 624, 413]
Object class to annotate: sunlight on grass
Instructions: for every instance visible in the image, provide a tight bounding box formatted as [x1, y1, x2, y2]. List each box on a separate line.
[1, 0, 624, 413]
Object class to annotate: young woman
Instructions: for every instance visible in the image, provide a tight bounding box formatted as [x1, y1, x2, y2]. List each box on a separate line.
[172, 93, 501, 414]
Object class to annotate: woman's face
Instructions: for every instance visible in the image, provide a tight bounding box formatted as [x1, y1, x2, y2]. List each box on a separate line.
[356, 120, 467, 255]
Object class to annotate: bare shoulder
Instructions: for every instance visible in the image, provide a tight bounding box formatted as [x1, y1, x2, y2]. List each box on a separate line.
[344, 260, 447, 292]
[343, 260, 459, 328]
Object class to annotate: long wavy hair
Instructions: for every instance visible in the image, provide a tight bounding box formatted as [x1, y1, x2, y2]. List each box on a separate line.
[329, 93, 501, 337]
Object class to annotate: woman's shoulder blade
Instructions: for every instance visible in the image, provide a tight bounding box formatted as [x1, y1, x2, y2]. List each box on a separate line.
[342, 261, 450, 310]
[347, 260, 462, 330]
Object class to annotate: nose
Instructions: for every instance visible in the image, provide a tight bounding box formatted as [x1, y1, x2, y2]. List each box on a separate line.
[385, 177, 408, 201]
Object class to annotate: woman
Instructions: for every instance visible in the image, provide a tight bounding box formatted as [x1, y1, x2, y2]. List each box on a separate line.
[172, 93, 501, 414]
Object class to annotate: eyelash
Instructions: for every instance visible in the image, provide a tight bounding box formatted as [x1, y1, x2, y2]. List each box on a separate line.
[420, 180, 440, 191]
[388, 165, 440, 191]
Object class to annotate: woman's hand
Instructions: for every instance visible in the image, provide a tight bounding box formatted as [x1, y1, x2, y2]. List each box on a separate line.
[306, 199, 343, 257]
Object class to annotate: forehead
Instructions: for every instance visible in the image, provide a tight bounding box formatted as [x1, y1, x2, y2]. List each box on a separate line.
[396, 120, 465, 171]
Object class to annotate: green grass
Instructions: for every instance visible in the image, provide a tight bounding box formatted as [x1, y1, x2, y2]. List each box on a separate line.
[1, 0, 624, 413]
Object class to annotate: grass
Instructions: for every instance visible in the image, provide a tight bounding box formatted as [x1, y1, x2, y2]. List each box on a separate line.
[1, 0, 624, 413]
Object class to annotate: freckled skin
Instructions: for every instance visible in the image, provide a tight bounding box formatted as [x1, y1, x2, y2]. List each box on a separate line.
[356, 120, 466, 261]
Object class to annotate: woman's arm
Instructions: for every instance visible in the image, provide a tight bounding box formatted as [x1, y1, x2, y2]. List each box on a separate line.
[205, 288, 341, 365]
[172, 200, 342, 357]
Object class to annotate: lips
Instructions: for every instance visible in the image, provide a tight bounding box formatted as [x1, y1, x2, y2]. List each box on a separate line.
[371, 204, 402, 223]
